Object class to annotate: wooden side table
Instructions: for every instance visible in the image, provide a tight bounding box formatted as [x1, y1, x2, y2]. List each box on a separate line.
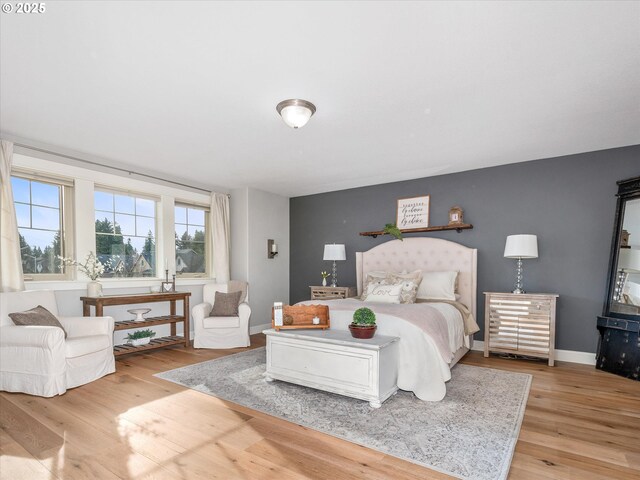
[484, 292, 558, 366]
[310, 286, 357, 300]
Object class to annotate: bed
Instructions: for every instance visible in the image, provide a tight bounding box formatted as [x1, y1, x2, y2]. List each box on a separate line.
[298, 237, 478, 401]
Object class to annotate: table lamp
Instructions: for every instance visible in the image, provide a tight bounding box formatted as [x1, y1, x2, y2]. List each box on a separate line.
[504, 234, 538, 294]
[323, 244, 346, 287]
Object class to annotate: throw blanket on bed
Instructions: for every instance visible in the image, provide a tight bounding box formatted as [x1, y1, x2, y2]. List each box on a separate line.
[416, 299, 480, 335]
[299, 298, 453, 363]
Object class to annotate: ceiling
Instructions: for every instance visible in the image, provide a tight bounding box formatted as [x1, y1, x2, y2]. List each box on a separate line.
[1, 1, 639, 197]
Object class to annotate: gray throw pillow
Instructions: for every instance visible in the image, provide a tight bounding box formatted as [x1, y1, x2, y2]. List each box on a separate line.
[9, 305, 68, 338]
[209, 290, 242, 317]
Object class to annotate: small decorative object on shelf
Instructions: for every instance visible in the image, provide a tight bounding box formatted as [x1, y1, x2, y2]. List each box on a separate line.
[321, 270, 330, 287]
[127, 308, 151, 322]
[161, 269, 176, 292]
[349, 307, 377, 339]
[448, 206, 464, 226]
[620, 229, 630, 247]
[125, 329, 156, 347]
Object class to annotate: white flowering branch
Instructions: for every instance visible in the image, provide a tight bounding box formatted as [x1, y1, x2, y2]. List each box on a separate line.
[58, 251, 110, 281]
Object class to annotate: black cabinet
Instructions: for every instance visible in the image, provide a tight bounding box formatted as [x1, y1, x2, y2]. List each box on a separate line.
[596, 316, 640, 380]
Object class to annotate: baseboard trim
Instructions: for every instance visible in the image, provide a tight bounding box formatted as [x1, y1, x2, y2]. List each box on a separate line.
[471, 340, 596, 366]
[250, 322, 272, 335]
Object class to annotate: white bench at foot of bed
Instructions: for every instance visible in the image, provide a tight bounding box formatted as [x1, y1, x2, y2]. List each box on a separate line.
[263, 328, 399, 408]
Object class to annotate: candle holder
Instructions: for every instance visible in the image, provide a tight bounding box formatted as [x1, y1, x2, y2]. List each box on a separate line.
[161, 269, 175, 292]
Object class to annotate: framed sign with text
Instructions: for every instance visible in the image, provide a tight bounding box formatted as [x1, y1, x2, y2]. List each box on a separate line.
[396, 195, 430, 229]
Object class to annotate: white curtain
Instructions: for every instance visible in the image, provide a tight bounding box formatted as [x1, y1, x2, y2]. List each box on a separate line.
[0, 140, 25, 292]
[210, 192, 230, 283]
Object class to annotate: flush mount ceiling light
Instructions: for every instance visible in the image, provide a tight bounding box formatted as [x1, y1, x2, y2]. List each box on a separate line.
[276, 99, 316, 129]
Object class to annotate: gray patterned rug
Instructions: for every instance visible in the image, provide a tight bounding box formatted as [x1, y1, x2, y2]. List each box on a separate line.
[155, 347, 531, 480]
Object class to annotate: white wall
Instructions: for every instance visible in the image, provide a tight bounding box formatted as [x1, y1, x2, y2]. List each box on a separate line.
[230, 187, 290, 331]
[230, 187, 249, 282]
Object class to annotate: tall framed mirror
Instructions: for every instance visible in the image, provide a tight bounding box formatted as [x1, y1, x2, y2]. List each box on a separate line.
[597, 176, 640, 380]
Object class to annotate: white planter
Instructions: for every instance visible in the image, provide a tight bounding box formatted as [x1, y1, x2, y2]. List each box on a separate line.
[130, 337, 152, 347]
[87, 281, 103, 297]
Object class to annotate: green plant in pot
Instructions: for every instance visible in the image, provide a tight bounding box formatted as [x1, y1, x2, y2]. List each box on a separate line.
[126, 329, 156, 347]
[349, 307, 377, 339]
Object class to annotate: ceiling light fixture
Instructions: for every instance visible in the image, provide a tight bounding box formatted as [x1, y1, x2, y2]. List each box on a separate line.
[276, 99, 316, 129]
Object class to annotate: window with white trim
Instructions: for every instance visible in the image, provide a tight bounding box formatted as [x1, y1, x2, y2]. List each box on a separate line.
[11, 173, 73, 280]
[94, 189, 157, 278]
[175, 203, 209, 277]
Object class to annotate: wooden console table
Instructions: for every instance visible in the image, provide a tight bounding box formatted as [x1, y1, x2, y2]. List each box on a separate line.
[81, 292, 191, 357]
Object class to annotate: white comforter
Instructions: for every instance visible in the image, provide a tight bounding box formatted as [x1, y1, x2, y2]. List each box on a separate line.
[297, 299, 468, 401]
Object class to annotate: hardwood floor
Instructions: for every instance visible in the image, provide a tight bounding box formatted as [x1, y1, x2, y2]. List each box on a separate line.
[1, 335, 639, 480]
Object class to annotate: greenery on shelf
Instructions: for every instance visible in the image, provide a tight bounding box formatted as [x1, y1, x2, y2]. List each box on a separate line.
[352, 307, 376, 326]
[125, 329, 157, 340]
[383, 223, 403, 240]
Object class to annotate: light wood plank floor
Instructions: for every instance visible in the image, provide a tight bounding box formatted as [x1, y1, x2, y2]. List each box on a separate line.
[1, 334, 639, 480]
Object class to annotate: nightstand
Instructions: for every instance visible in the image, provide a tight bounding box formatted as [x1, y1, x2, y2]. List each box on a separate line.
[310, 286, 357, 300]
[484, 292, 559, 366]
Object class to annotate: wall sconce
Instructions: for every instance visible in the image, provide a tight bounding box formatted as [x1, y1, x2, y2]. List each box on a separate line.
[268, 239, 278, 259]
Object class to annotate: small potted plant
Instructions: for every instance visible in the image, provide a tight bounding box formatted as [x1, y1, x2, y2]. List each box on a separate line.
[349, 307, 377, 339]
[125, 329, 156, 346]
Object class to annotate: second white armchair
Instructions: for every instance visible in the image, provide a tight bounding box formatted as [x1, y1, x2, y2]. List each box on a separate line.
[192, 282, 251, 349]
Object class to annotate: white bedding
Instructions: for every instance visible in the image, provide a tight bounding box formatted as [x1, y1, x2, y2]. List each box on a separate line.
[297, 298, 468, 401]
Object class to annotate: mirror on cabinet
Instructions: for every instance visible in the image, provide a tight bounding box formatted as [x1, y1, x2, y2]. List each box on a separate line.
[610, 197, 640, 316]
[597, 176, 640, 380]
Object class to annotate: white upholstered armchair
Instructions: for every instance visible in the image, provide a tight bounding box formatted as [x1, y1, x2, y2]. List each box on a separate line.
[0, 290, 116, 397]
[192, 282, 251, 349]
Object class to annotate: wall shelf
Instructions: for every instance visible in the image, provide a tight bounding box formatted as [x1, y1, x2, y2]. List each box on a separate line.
[359, 223, 473, 238]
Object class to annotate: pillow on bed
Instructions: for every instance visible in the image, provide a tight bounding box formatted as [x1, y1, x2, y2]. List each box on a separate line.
[389, 270, 422, 304]
[362, 282, 403, 304]
[361, 271, 392, 299]
[416, 271, 458, 301]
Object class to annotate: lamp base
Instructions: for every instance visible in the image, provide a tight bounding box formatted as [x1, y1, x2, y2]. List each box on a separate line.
[512, 288, 525, 294]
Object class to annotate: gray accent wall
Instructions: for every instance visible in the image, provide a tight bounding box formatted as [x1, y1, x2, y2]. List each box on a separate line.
[290, 145, 640, 353]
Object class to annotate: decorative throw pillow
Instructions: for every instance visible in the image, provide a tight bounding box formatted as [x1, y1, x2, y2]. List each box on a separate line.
[390, 270, 423, 304]
[209, 290, 243, 317]
[361, 271, 392, 300]
[362, 282, 403, 304]
[416, 271, 458, 301]
[8, 305, 68, 338]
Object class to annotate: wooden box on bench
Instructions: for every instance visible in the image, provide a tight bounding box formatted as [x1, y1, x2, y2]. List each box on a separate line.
[271, 305, 330, 331]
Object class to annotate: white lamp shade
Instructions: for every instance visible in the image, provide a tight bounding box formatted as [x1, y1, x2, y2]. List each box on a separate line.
[323, 244, 346, 261]
[619, 248, 640, 272]
[504, 234, 538, 259]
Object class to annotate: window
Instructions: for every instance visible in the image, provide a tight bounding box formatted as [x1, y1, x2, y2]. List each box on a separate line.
[175, 204, 208, 277]
[11, 174, 72, 279]
[95, 189, 157, 278]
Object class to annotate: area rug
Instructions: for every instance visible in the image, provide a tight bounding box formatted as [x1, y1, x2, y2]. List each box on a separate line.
[155, 347, 531, 480]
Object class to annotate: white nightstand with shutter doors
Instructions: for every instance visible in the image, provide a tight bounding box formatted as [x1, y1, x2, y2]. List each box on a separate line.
[484, 292, 558, 366]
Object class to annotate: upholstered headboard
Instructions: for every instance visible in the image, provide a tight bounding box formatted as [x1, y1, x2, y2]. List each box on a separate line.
[355, 238, 477, 320]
